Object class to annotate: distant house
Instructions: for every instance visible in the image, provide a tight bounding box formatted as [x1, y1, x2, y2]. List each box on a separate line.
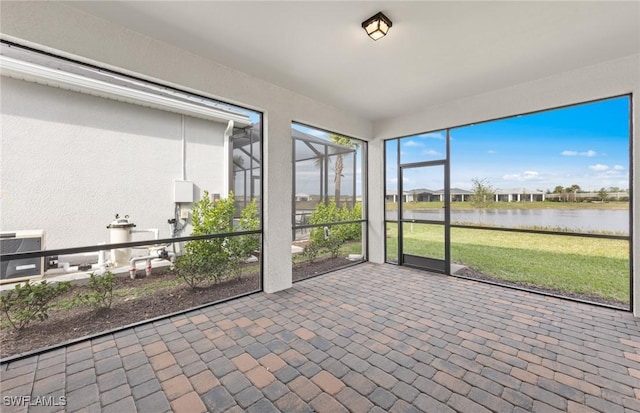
[494, 188, 545, 202]
[295, 193, 311, 202]
[385, 190, 413, 203]
[432, 188, 474, 202]
[387, 187, 549, 203]
[546, 191, 628, 202]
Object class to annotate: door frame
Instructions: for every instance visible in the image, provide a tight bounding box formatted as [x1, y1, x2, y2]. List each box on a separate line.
[398, 158, 451, 274]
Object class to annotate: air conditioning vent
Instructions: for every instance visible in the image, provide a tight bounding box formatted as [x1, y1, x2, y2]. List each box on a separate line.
[0, 230, 45, 283]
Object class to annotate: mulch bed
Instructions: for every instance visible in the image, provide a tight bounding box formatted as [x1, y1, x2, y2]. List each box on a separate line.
[1, 256, 359, 359]
[0, 271, 259, 359]
[293, 256, 360, 282]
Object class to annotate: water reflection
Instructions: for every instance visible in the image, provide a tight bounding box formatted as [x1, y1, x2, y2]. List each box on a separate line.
[387, 208, 628, 234]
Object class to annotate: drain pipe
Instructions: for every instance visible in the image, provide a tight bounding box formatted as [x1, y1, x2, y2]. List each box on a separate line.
[129, 249, 176, 279]
[56, 246, 109, 274]
[129, 256, 154, 279]
[223, 120, 234, 197]
[131, 228, 159, 240]
[181, 114, 186, 181]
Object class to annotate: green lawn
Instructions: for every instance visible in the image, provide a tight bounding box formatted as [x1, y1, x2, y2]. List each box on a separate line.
[385, 223, 630, 304]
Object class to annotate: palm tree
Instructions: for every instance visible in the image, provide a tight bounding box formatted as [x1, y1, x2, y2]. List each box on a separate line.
[328, 133, 358, 207]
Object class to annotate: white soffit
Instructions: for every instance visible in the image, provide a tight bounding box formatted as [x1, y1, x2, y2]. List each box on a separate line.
[63, 1, 640, 121]
[0, 55, 253, 127]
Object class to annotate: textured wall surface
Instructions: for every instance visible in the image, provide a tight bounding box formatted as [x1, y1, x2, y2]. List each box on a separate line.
[0, 77, 226, 249]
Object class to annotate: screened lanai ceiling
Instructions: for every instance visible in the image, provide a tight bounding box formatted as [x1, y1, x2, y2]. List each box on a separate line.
[64, 1, 639, 121]
[292, 128, 356, 163]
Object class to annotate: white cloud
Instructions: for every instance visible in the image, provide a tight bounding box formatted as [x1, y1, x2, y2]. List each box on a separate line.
[614, 165, 625, 170]
[561, 149, 597, 157]
[423, 149, 441, 156]
[404, 140, 423, 147]
[503, 170, 541, 181]
[589, 164, 609, 171]
[487, 150, 496, 154]
[418, 132, 445, 140]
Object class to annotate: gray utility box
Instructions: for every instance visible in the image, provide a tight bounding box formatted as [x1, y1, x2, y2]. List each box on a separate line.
[1, 230, 45, 283]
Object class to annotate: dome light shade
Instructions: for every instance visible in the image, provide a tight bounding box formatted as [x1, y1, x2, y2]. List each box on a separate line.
[362, 12, 392, 41]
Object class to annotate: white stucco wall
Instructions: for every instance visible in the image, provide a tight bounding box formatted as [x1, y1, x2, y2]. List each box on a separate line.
[0, 1, 373, 293]
[0, 77, 227, 249]
[370, 54, 640, 316]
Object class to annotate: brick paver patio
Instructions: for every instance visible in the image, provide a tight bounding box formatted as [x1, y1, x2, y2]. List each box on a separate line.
[1, 263, 639, 412]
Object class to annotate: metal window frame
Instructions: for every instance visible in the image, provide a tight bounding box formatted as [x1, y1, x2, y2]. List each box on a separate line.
[383, 94, 633, 311]
[290, 122, 369, 267]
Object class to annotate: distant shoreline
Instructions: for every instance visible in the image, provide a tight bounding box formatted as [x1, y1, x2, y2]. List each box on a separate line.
[385, 200, 629, 211]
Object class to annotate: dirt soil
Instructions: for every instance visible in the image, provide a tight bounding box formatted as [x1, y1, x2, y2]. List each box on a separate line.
[1, 257, 354, 359]
[293, 257, 360, 282]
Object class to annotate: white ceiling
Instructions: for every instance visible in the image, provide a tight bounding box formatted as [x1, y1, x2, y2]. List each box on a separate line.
[66, 1, 639, 121]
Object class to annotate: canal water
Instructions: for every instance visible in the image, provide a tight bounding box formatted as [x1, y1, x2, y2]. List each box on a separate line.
[387, 208, 629, 234]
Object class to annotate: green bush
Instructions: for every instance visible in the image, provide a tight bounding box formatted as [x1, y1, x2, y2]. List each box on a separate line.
[0, 280, 70, 331]
[173, 253, 224, 288]
[307, 200, 362, 258]
[301, 242, 321, 263]
[176, 191, 259, 288]
[74, 272, 115, 310]
[227, 199, 260, 279]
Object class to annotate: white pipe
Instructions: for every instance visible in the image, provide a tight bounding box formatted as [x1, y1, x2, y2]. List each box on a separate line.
[181, 114, 186, 181]
[131, 228, 159, 240]
[58, 251, 100, 266]
[129, 256, 154, 279]
[59, 262, 105, 273]
[223, 120, 234, 197]
[128, 249, 176, 279]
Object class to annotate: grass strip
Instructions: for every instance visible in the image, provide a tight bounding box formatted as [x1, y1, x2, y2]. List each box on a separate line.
[385, 224, 629, 303]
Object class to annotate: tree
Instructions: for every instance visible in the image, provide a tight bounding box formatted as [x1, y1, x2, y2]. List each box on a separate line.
[598, 187, 609, 202]
[328, 134, 358, 207]
[567, 184, 581, 192]
[470, 178, 495, 209]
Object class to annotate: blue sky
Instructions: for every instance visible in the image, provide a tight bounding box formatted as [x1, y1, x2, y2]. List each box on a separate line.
[390, 96, 630, 192]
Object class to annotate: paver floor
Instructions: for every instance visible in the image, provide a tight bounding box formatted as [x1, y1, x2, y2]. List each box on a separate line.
[1, 263, 639, 412]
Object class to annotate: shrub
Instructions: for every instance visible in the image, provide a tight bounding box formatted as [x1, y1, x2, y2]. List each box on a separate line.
[176, 192, 260, 288]
[226, 199, 260, 279]
[300, 242, 321, 263]
[307, 200, 362, 259]
[0, 280, 70, 331]
[173, 253, 227, 288]
[74, 272, 115, 310]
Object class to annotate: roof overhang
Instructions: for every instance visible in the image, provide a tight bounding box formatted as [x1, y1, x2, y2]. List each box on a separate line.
[0, 54, 252, 127]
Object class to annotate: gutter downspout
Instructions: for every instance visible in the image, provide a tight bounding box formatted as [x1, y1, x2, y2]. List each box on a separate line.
[223, 120, 234, 198]
[181, 115, 186, 181]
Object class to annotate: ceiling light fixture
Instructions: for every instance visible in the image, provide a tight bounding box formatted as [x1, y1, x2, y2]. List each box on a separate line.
[362, 12, 392, 41]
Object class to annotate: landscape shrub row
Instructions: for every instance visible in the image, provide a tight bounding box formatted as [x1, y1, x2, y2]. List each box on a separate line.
[301, 200, 362, 262]
[0, 271, 116, 332]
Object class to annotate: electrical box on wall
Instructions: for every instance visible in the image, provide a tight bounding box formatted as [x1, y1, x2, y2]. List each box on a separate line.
[174, 180, 194, 203]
